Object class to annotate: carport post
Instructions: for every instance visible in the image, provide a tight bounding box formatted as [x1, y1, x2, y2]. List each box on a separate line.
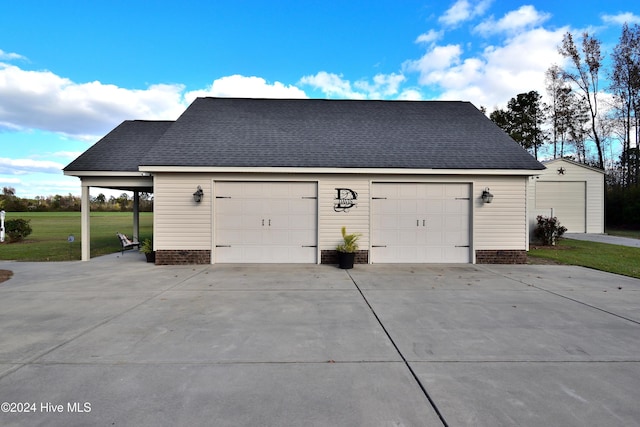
[81, 184, 90, 261]
[133, 191, 140, 242]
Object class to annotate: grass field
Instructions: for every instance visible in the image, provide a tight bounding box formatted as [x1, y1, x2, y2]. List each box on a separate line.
[528, 238, 640, 279]
[0, 212, 153, 261]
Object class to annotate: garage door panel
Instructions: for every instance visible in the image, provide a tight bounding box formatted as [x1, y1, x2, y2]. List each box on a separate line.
[216, 214, 243, 229]
[372, 183, 471, 263]
[426, 200, 444, 214]
[215, 182, 317, 263]
[425, 231, 443, 245]
[375, 200, 401, 214]
[399, 229, 420, 245]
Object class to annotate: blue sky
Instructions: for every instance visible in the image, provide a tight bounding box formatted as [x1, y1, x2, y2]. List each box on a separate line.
[1, 0, 638, 198]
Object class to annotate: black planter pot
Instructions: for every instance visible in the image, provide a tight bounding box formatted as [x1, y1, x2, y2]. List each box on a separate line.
[145, 251, 156, 263]
[337, 252, 355, 269]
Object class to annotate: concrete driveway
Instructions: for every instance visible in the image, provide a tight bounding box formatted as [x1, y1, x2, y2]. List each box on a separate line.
[1, 254, 639, 426]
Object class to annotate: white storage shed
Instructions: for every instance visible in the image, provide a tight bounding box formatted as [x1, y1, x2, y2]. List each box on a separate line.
[529, 158, 605, 236]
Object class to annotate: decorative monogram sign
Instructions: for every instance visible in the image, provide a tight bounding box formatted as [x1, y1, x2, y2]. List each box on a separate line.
[334, 188, 358, 212]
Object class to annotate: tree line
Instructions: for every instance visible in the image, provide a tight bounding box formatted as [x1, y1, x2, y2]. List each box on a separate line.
[487, 25, 639, 228]
[489, 25, 639, 181]
[0, 187, 153, 212]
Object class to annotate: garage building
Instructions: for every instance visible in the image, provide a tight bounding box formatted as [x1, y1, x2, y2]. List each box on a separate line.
[64, 97, 545, 264]
[529, 158, 605, 235]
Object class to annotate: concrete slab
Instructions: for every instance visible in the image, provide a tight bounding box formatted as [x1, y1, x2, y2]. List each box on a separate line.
[413, 362, 640, 427]
[0, 290, 157, 363]
[1, 260, 640, 426]
[359, 286, 640, 362]
[484, 265, 640, 323]
[38, 289, 399, 364]
[175, 263, 355, 290]
[0, 363, 443, 427]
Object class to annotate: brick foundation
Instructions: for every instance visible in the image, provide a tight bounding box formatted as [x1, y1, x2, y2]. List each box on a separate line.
[475, 250, 527, 264]
[155, 250, 211, 265]
[321, 250, 369, 265]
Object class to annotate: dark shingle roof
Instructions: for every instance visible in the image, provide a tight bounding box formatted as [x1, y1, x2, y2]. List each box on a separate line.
[139, 98, 544, 170]
[66, 98, 545, 172]
[64, 120, 173, 172]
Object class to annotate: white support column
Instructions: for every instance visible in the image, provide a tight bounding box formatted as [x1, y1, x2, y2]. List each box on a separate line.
[133, 191, 140, 242]
[81, 184, 91, 261]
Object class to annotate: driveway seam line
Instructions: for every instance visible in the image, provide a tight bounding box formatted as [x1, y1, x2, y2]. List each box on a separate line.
[479, 266, 640, 326]
[346, 270, 449, 427]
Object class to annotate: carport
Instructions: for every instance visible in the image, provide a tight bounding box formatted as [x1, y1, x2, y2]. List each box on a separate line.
[63, 120, 171, 260]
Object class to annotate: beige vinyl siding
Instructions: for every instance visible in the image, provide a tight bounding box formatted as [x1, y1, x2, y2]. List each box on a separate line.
[152, 172, 532, 261]
[154, 174, 212, 250]
[529, 159, 604, 234]
[474, 176, 529, 251]
[318, 177, 370, 251]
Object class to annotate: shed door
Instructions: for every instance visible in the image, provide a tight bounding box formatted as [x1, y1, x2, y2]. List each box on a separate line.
[215, 182, 317, 263]
[535, 181, 586, 233]
[371, 183, 471, 263]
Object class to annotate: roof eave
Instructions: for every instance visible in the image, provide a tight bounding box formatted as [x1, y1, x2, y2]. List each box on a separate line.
[138, 165, 544, 176]
[63, 170, 152, 178]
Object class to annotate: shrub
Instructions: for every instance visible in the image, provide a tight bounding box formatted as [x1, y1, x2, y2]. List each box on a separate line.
[534, 215, 567, 246]
[4, 218, 33, 243]
[336, 226, 360, 253]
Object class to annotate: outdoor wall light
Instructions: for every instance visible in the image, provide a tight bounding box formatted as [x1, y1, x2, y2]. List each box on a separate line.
[481, 188, 494, 204]
[193, 185, 204, 203]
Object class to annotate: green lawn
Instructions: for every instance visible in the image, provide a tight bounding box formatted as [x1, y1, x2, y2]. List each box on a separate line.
[528, 238, 640, 279]
[606, 228, 640, 240]
[0, 212, 152, 261]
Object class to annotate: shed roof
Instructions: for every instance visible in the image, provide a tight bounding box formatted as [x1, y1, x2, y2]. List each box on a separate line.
[66, 97, 545, 173]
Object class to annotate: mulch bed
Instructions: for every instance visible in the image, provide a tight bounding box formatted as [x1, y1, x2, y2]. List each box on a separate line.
[0, 269, 13, 284]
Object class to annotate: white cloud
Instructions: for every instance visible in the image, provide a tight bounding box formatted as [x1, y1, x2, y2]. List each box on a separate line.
[184, 75, 308, 103]
[0, 177, 21, 185]
[0, 157, 64, 175]
[439, 0, 492, 27]
[299, 72, 366, 99]
[396, 89, 423, 101]
[299, 71, 410, 100]
[24, 176, 83, 198]
[602, 12, 640, 25]
[0, 49, 25, 61]
[474, 5, 552, 36]
[403, 44, 463, 85]
[0, 62, 313, 143]
[0, 63, 186, 140]
[405, 25, 567, 110]
[355, 73, 407, 98]
[415, 29, 444, 44]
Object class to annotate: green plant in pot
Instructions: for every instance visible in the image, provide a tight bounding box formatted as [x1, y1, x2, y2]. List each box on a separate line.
[336, 226, 360, 269]
[139, 238, 155, 263]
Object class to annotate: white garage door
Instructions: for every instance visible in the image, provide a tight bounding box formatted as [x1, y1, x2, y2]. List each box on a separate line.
[535, 181, 585, 232]
[371, 183, 471, 263]
[215, 182, 317, 263]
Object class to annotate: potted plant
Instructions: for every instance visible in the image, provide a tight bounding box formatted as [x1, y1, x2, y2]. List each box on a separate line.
[140, 238, 155, 263]
[336, 226, 360, 269]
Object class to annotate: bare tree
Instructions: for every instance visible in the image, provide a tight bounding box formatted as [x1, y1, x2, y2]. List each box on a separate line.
[611, 23, 640, 186]
[558, 32, 605, 169]
[545, 65, 573, 158]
